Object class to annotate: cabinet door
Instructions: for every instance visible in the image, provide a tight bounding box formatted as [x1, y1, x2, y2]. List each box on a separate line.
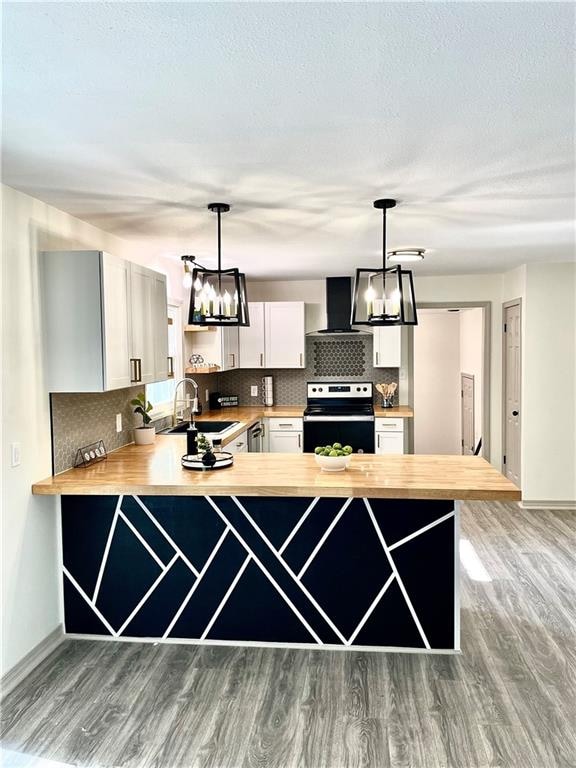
[152, 272, 169, 381]
[227, 430, 248, 453]
[129, 263, 155, 384]
[239, 302, 265, 368]
[375, 431, 404, 454]
[265, 302, 305, 368]
[101, 253, 131, 390]
[221, 326, 240, 371]
[268, 431, 303, 453]
[373, 327, 401, 368]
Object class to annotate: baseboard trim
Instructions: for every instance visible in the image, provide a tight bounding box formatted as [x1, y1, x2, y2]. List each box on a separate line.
[520, 500, 576, 511]
[1, 624, 64, 699]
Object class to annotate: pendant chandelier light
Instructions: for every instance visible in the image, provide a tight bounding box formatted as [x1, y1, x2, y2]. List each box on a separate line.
[351, 199, 418, 326]
[186, 203, 250, 327]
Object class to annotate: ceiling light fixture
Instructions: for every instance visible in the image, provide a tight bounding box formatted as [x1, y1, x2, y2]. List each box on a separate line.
[387, 248, 425, 264]
[186, 203, 250, 327]
[181, 254, 195, 289]
[351, 199, 418, 327]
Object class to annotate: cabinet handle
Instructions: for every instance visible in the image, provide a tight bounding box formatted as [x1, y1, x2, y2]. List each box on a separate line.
[230, 353, 236, 368]
[130, 358, 142, 383]
[298, 433, 301, 448]
[167, 356, 174, 378]
[376, 352, 379, 365]
[299, 353, 303, 366]
[260, 353, 264, 367]
[279, 423, 294, 428]
[377, 433, 381, 448]
[137, 359, 142, 382]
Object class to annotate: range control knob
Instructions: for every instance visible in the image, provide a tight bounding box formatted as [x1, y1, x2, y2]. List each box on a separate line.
[363, 387, 368, 391]
[318, 387, 323, 392]
[356, 387, 361, 392]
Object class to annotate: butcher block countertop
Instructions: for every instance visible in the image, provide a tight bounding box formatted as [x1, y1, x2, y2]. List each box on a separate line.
[32, 438, 520, 501]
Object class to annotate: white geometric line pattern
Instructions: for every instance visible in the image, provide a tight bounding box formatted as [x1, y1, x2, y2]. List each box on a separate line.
[388, 511, 455, 551]
[364, 499, 431, 650]
[63, 494, 456, 649]
[277, 497, 319, 554]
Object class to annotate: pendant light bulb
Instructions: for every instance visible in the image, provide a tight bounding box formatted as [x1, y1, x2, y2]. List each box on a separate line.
[193, 276, 203, 292]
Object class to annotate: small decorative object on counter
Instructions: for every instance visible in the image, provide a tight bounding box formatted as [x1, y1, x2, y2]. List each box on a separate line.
[74, 440, 107, 468]
[262, 375, 274, 406]
[186, 425, 199, 455]
[201, 447, 217, 468]
[314, 442, 354, 472]
[189, 354, 205, 366]
[181, 450, 234, 471]
[131, 392, 156, 445]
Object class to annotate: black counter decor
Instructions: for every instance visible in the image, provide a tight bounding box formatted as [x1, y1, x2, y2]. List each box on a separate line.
[61, 494, 457, 651]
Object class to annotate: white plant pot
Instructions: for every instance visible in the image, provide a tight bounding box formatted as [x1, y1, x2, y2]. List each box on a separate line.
[134, 427, 156, 446]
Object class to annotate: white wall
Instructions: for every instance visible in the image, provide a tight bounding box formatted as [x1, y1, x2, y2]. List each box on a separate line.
[459, 307, 484, 451]
[522, 262, 576, 503]
[413, 311, 462, 454]
[0, 184, 180, 676]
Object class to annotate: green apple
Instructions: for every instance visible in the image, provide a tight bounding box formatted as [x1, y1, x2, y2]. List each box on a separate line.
[343, 445, 353, 454]
[332, 442, 342, 450]
[314, 446, 323, 455]
[329, 450, 340, 457]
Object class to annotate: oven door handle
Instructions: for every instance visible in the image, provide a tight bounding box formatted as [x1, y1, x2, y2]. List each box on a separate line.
[303, 415, 375, 422]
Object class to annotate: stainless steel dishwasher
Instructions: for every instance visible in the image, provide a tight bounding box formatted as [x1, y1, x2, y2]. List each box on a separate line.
[247, 422, 264, 452]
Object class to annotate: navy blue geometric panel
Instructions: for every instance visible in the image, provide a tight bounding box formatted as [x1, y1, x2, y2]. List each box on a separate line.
[207, 561, 316, 644]
[168, 532, 247, 640]
[280, 497, 344, 573]
[64, 573, 112, 636]
[300, 498, 393, 639]
[122, 558, 196, 638]
[392, 517, 455, 650]
[369, 498, 455, 548]
[95, 516, 162, 632]
[119, 496, 176, 565]
[139, 495, 226, 570]
[61, 495, 117, 599]
[353, 580, 425, 649]
[234, 496, 314, 550]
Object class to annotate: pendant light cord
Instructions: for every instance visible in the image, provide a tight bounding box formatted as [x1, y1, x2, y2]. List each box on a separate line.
[217, 207, 222, 295]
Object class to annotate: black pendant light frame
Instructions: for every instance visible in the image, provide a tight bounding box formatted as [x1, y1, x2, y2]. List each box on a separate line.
[351, 199, 418, 327]
[187, 203, 250, 327]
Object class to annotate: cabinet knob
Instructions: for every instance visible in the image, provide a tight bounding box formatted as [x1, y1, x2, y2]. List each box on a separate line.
[512, 410, 519, 416]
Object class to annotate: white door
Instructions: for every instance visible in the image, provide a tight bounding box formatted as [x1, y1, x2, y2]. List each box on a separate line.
[152, 272, 169, 381]
[461, 373, 475, 455]
[268, 431, 303, 453]
[100, 253, 131, 390]
[221, 326, 239, 371]
[373, 326, 401, 367]
[375, 432, 404, 454]
[265, 302, 305, 368]
[129, 263, 155, 384]
[239, 302, 266, 368]
[503, 302, 522, 486]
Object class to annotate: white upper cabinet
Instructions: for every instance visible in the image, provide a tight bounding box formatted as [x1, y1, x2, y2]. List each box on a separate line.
[40, 251, 169, 392]
[265, 302, 306, 368]
[221, 326, 240, 371]
[239, 302, 265, 368]
[373, 326, 401, 368]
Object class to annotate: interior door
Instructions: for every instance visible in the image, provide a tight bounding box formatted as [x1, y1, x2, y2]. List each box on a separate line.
[461, 373, 475, 455]
[503, 302, 522, 485]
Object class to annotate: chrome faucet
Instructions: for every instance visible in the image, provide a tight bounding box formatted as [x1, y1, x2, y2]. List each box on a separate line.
[172, 378, 200, 428]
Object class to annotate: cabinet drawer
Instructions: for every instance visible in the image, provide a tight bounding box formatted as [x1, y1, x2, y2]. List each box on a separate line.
[375, 418, 404, 432]
[375, 432, 404, 454]
[227, 430, 248, 453]
[267, 417, 303, 431]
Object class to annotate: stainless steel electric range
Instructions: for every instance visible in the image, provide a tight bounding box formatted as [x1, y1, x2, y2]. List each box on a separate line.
[303, 381, 375, 453]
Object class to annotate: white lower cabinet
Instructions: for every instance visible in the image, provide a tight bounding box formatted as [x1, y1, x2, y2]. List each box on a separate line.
[266, 417, 303, 453]
[227, 429, 248, 453]
[375, 418, 405, 454]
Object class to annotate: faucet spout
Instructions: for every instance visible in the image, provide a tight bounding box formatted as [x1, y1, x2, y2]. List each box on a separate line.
[172, 378, 200, 428]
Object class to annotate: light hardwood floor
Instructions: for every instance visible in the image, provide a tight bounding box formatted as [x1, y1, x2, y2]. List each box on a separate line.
[1, 501, 575, 768]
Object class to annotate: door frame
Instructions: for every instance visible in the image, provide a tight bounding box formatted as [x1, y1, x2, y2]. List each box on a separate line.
[407, 302, 491, 459]
[460, 373, 475, 455]
[502, 299, 522, 481]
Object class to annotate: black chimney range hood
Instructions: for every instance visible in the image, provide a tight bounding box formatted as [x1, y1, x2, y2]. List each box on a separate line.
[316, 276, 360, 334]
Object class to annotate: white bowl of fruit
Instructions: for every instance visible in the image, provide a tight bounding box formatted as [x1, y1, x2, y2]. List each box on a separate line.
[314, 443, 354, 471]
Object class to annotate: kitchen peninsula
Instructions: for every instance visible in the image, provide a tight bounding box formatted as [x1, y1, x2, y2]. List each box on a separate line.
[33, 442, 520, 654]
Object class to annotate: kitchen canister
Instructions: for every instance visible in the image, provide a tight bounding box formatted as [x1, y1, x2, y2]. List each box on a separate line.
[262, 375, 274, 407]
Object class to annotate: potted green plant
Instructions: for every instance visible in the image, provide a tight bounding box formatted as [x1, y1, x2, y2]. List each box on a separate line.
[131, 392, 156, 445]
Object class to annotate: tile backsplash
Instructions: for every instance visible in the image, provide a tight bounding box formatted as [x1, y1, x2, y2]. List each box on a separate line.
[50, 335, 398, 472]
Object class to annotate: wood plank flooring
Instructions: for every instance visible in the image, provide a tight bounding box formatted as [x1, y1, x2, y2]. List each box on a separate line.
[2, 501, 575, 768]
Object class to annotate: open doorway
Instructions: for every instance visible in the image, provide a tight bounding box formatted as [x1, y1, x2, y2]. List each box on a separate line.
[412, 304, 489, 457]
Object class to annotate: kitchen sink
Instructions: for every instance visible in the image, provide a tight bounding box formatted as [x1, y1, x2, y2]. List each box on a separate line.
[159, 420, 239, 435]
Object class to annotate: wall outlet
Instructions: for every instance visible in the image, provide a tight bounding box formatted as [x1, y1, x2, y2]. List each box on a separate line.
[251, 385, 259, 397]
[10, 442, 21, 467]
[115, 413, 123, 433]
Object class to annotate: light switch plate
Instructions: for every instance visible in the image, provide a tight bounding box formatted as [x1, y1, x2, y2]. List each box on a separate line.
[251, 385, 259, 397]
[116, 413, 122, 432]
[10, 442, 21, 467]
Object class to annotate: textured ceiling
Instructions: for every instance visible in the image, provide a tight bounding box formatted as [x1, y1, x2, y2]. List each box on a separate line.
[2, 2, 574, 278]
